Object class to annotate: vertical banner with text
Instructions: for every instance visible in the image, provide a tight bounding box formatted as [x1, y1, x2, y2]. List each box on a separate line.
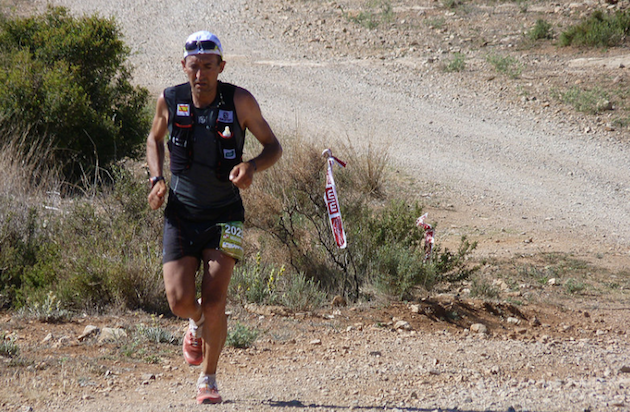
[322, 149, 347, 249]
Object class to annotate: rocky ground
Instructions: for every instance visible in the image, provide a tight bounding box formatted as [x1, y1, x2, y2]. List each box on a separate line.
[1, 292, 629, 412]
[2, 0, 630, 411]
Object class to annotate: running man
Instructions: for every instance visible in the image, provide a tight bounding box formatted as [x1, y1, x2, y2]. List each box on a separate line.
[146, 30, 282, 404]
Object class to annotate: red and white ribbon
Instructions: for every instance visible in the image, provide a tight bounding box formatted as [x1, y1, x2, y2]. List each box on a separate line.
[416, 213, 435, 261]
[322, 149, 347, 249]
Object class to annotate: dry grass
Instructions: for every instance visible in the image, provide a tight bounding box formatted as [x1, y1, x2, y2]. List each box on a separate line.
[242, 134, 326, 267]
[0, 131, 61, 201]
[336, 138, 390, 199]
[0, 128, 167, 312]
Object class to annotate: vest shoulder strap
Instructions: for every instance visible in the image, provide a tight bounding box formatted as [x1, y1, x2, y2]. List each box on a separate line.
[217, 81, 237, 111]
[173, 82, 192, 102]
[172, 83, 194, 127]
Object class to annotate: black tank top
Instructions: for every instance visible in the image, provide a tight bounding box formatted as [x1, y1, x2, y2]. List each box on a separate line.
[163, 82, 245, 215]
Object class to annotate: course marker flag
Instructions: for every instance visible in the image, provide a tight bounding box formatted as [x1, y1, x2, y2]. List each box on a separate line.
[415, 213, 435, 261]
[322, 149, 347, 249]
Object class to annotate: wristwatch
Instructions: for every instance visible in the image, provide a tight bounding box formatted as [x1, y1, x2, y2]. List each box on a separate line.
[149, 176, 165, 188]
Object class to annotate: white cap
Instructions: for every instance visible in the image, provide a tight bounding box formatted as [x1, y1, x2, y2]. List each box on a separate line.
[183, 31, 223, 59]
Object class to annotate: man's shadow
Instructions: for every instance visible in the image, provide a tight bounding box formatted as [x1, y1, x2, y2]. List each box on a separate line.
[226, 398, 521, 412]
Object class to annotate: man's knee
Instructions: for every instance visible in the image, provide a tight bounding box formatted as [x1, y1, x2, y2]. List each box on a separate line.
[166, 294, 196, 318]
[164, 283, 198, 318]
[163, 257, 199, 318]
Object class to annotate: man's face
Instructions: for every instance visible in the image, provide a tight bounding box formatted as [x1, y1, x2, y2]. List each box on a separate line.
[182, 54, 225, 94]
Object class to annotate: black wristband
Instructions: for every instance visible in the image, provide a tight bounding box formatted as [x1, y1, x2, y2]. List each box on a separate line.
[149, 176, 165, 188]
[249, 159, 257, 171]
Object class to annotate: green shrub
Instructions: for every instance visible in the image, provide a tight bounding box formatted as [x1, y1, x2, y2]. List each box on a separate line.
[442, 0, 461, 9]
[0, 158, 165, 312]
[52, 174, 166, 313]
[425, 17, 446, 30]
[346, 0, 394, 29]
[433, 236, 478, 281]
[553, 86, 611, 114]
[364, 200, 424, 248]
[373, 235, 477, 300]
[560, 10, 630, 47]
[0, 204, 59, 308]
[229, 254, 278, 305]
[0, 333, 19, 358]
[373, 243, 428, 300]
[528, 19, 554, 41]
[0, 6, 151, 181]
[443, 52, 466, 73]
[226, 323, 259, 348]
[470, 278, 499, 299]
[136, 316, 179, 344]
[229, 256, 327, 311]
[486, 53, 522, 79]
[17, 291, 72, 323]
[279, 272, 327, 311]
[564, 278, 585, 294]
[360, 204, 478, 298]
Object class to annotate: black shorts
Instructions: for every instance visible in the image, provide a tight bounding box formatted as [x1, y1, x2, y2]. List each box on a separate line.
[162, 200, 245, 263]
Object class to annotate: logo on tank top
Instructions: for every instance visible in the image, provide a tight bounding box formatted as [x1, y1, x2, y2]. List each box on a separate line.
[223, 149, 236, 159]
[176, 104, 190, 117]
[218, 110, 233, 123]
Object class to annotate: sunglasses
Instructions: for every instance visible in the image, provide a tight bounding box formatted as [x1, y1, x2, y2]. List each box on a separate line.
[184, 40, 220, 53]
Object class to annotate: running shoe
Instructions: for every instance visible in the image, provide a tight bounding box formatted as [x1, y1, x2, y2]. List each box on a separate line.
[196, 377, 222, 404]
[182, 318, 203, 366]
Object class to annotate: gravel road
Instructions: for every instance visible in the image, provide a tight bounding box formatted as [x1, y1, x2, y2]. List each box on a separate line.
[19, 1, 630, 411]
[35, 0, 630, 254]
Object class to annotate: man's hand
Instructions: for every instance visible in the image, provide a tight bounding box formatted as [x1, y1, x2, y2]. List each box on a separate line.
[229, 161, 256, 189]
[148, 180, 167, 210]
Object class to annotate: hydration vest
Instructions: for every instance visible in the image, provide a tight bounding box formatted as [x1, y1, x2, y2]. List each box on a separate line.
[166, 81, 244, 182]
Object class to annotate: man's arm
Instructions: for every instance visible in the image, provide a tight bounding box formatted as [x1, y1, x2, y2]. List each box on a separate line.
[147, 94, 169, 210]
[229, 87, 282, 189]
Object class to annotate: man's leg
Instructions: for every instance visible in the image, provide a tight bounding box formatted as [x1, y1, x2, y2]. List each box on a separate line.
[163, 256, 206, 366]
[195, 248, 235, 404]
[163, 256, 202, 321]
[199, 249, 235, 375]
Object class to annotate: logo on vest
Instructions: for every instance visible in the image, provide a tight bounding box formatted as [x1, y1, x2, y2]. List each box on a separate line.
[218, 110, 233, 123]
[223, 149, 236, 159]
[176, 104, 190, 117]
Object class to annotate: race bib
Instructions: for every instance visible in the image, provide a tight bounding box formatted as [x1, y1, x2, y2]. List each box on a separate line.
[218, 221, 244, 261]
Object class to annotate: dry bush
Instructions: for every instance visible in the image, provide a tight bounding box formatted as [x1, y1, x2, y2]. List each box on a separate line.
[0, 132, 166, 312]
[0, 131, 62, 308]
[243, 134, 352, 296]
[241, 132, 477, 302]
